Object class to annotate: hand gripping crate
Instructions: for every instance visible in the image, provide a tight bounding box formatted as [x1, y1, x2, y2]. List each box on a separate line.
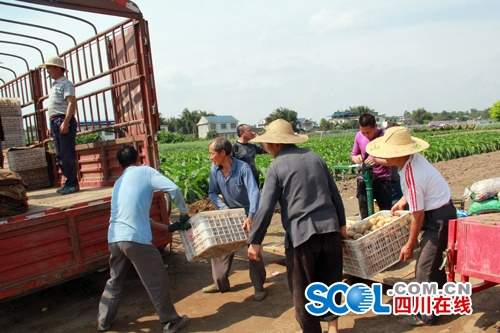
[180, 208, 248, 262]
[342, 210, 412, 279]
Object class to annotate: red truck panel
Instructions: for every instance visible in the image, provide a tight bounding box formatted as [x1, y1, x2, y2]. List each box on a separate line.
[0, 1, 167, 303]
[447, 214, 500, 293]
[0, 191, 171, 302]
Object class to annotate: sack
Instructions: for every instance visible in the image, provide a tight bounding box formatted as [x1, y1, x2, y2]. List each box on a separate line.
[0, 169, 29, 217]
[465, 177, 500, 202]
[468, 197, 500, 215]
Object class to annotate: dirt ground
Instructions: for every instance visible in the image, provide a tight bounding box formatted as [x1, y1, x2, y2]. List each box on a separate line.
[1, 151, 500, 333]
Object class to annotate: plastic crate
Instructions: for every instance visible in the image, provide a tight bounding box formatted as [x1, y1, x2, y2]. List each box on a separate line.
[342, 210, 412, 279]
[180, 208, 248, 262]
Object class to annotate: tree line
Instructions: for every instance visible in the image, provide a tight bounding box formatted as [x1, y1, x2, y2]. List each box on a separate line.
[159, 104, 495, 140]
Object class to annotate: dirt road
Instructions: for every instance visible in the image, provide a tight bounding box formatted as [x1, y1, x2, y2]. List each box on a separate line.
[1, 151, 500, 333]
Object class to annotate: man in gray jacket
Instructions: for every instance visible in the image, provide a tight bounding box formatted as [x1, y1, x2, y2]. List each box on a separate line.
[247, 119, 348, 333]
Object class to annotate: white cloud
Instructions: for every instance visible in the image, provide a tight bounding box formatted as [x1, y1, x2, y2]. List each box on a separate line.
[309, 8, 371, 33]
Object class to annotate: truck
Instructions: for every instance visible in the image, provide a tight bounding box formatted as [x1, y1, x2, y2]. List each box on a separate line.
[0, 0, 172, 302]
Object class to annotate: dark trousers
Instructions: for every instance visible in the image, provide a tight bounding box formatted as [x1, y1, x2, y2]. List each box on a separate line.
[357, 179, 392, 218]
[50, 116, 78, 187]
[416, 202, 457, 325]
[211, 251, 266, 292]
[285, 233, 343, 333]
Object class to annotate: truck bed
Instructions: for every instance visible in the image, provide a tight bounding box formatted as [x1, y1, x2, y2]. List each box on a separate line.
[3, 187, 113, 222]
[0, 187, 171, 302]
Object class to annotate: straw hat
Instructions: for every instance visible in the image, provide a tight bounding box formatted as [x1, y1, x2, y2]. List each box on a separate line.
[365, 126, 429, 158]
[251, 119, 308, 144]
[39, 56, 67, 71]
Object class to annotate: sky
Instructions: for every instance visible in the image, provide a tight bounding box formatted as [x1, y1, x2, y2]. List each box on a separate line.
[1, 0, 499, 125]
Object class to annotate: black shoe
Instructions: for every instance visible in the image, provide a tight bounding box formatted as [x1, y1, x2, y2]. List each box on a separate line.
[163, 315, 189, 333]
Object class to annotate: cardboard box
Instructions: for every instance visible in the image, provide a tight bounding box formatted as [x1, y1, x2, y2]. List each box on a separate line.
[5, 147, 47, 172]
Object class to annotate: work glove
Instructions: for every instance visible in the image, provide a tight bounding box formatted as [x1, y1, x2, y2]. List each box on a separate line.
[168, 221, 183, 233]
[182, 222, 192, 230]
[179, 214, 191, 226]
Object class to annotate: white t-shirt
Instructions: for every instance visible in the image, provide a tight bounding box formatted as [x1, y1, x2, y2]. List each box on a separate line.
[399, 153, 451, 212]
[108, 166, 188, 245]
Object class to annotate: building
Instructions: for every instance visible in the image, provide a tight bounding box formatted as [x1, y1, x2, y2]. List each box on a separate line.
[197, 115, 239, 139]
[428, 120, 458, 129]
[326, 112, 358, 125]
[296, 118, 317, 132]
[327, 112, 387, 128]
[257, 118, 268, 130]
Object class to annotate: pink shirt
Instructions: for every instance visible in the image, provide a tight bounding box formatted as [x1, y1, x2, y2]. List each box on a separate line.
[351, 129, 392, 181]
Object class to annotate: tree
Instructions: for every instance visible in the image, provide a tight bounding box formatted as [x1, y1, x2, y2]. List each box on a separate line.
[170, 108, 216, 136]
[411, 108, 433, 124]
[266, 107, 299, 132]
[206, 130, 219, 139]
[339, 120, 359, 130]
[159, 114, 168, 125]
[490, 101, 500, 121]
[319, 118, 333, 131]
[348, 106, 374, 116]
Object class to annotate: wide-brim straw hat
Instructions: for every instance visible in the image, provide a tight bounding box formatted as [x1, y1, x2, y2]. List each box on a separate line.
[365, 126, 429, 158]
[39, 55, 67, 71]
[251, 119, 308, 144]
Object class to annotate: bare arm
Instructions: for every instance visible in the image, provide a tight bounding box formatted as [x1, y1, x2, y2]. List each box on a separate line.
[365, 156, 391, 167]
[150, 219, 169, 233]
[399, 210, 424, 262]
[60, 95, 76, 134]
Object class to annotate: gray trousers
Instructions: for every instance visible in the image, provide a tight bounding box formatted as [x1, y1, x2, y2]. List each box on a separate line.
[97, 242, 180, 328]
[211, 251, 266, 292]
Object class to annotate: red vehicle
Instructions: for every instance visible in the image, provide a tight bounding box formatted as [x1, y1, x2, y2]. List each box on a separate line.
[446, 213, 500, 293]
[0, 0, 171, 302]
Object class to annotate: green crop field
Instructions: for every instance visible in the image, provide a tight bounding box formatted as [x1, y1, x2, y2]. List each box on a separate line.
[158, 130, 500, 204]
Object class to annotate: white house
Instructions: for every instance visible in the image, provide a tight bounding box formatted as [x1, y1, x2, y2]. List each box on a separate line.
[257, 118, 268, 130]
[296, 118, 317, 132]
[197, 115, 239, 139]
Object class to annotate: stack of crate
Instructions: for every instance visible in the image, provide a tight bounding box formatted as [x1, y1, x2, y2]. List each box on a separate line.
[0, 98, 26, 149]
[4, 147, 51, 190]
[1, 98, 50, 190]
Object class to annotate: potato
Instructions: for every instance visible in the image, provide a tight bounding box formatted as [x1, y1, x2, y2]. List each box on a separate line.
[376, 221, 385, 228]
[353, 233, 363, 240]
[369, 218, 376, 225]
[355, 225, 365, 234]
[363, 230, 371, 236]
[347, 230, 356, 238]
[370, 225, 378, 231]
[376, 216, 385, 221]
[384, 217, 394, 223]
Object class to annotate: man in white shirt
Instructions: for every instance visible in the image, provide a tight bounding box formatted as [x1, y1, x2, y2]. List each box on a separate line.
[366, 127, 457, 327]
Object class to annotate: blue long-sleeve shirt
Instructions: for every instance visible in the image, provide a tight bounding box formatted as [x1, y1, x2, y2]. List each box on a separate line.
[208, 158, 260, 217]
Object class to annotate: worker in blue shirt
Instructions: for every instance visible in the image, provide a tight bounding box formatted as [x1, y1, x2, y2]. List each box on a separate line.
[204, 137, 267, 301]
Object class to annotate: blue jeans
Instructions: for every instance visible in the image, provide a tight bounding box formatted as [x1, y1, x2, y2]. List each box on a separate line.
[50, 116, 78, 187]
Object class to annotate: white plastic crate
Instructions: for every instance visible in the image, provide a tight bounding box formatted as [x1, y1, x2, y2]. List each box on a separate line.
[180, 208, 248, 262]
[342, 210, 412, 279]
